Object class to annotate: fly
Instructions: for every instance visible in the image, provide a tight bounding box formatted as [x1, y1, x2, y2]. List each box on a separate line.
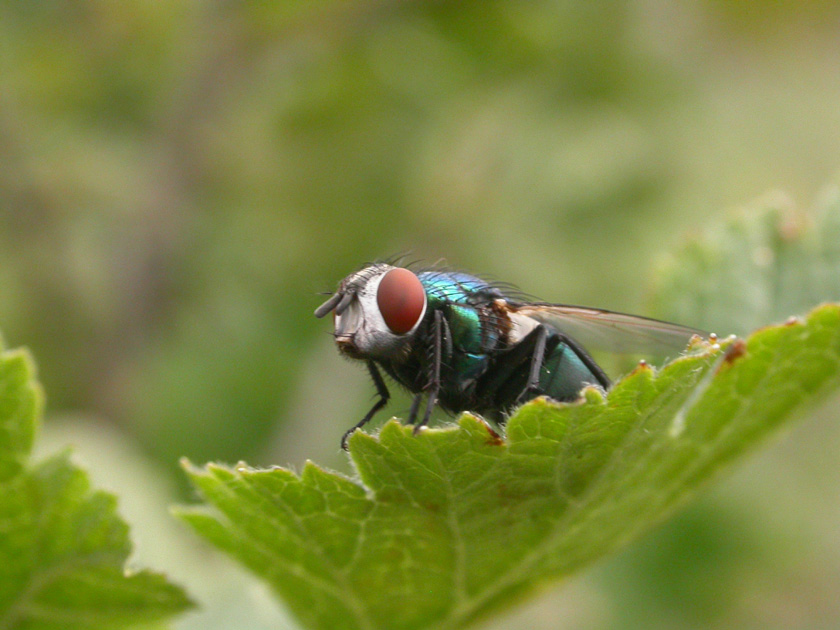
[315, 262, 706, 449]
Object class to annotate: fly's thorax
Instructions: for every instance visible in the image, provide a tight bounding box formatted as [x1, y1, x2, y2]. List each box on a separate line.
[441, 299, 511, 354]
[333, 264, 427, 361]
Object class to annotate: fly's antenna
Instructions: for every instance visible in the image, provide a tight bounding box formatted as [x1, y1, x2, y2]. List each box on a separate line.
[314, 292, 342, 318]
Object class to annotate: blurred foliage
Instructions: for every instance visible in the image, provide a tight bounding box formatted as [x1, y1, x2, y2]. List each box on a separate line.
[1, 1, 839, 629]
[0, 341, 192, 629]
[651, 187, 840, 335]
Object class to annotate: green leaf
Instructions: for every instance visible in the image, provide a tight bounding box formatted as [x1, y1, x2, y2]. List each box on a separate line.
[651, 186, 840, 334]
[0, 348, 39, 482]
[0, 343, 193, 629]
[178, 303, 840, 630]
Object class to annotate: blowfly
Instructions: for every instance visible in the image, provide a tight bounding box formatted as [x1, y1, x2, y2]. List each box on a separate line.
[315, 263, 705, 449]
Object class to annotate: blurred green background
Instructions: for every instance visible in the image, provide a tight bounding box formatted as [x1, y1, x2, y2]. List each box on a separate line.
[3, 2, 840, 629]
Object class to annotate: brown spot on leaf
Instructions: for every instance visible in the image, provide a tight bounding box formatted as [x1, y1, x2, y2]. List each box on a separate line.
[484, 422, 504, 447]
[717, 339, 747, 373]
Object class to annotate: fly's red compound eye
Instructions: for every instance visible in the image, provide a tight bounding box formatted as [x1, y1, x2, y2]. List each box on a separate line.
[376, 268, 426, 334]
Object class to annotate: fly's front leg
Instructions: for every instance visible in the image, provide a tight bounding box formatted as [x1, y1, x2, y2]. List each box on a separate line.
[341, 360, 390, 450]
[414, 309, 446, 434]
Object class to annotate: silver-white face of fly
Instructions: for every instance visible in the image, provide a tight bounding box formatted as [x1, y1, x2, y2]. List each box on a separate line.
[314, 264, 428, 360]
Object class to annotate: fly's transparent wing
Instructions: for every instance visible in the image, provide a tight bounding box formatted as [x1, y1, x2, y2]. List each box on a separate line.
[514, 304, 708, 356]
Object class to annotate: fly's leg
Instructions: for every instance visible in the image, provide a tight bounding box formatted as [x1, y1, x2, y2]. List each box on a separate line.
[554, 331, 611, 390]
[514, 325, 610, 403]
[406, 392, 422, 425]
[413, 310, 446, 434]
[515, 324, 553, 405]
[341, 360, 390, 450]
[479, 324, 610, 410]
[479, 324, 556, 405]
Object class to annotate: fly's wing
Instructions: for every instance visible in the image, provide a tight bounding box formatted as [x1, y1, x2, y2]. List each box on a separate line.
[514, 304, 708, 357]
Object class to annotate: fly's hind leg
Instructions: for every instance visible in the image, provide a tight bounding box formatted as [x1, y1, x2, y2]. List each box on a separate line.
[478, 324, 610, 412]
[478, 325, 557, 409]
[515, 324, 553, 405]
[513, 326, 611, 405]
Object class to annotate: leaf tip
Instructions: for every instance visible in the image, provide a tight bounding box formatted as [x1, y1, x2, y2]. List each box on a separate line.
[581, 385, 607, 404]
[784, 314, 803, 326]
[234, 460, 253, 473]
[346, 421, 387, 451]
[459, 413, 505, 446]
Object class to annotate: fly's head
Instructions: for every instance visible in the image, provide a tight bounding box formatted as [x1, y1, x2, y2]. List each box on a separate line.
[314, 264, 428, 360]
